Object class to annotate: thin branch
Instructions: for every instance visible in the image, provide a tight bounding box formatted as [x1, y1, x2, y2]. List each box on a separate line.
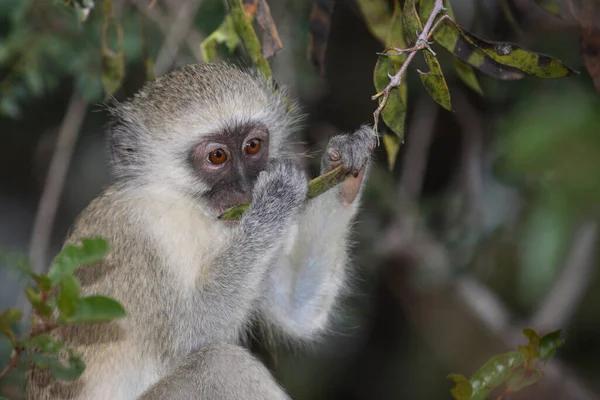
[371, 0, 445, 128]
[19, 93, 87, 320]
[130, 0, 204, 65]
[0, 353, 19, 381]
[399, 94, 439, 200]
[453, 89, 484, 228]
[531, 221, 598, 331]
[154, 0, 203, 76]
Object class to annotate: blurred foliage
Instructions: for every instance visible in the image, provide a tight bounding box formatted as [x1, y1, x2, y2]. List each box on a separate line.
[0, 238, 124, 387]
[365, 0, 576, 170]
[493, 84, 600, 306]
[0, 0, 148, 116]
[449, 329, 564, 400]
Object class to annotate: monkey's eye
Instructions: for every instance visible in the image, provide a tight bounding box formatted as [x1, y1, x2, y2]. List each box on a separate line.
[245, 138, 262, 155]
[206, 148, 228, 165]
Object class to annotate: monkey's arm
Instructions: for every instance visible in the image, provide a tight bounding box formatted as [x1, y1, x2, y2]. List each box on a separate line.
[259, 126, 374, 339]
[194, 159, 308, 339]
[139, 344, 290, 400]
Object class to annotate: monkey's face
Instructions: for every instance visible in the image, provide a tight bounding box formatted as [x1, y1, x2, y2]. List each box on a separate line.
[189, 121, 270, 214]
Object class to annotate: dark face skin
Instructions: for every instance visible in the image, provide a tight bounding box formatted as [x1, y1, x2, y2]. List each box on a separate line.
[190, 122, 270, 214]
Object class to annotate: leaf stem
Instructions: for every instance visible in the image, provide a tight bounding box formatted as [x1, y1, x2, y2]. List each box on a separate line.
[371, 0, 446, 129]
[228, 0, 272, 79]
[0, 346, 23, 381]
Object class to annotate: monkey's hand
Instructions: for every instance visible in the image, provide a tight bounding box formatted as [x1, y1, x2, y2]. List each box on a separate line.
[321, 125, 376, 204]
[242, 159, 308, 232]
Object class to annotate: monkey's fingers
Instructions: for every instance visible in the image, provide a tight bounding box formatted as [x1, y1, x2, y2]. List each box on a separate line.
[219, 166, 346, 221]
[340, 167, 366, 205]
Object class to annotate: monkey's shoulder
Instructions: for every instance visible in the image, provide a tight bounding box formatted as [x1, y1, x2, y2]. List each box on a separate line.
[66, 186, 137, 243]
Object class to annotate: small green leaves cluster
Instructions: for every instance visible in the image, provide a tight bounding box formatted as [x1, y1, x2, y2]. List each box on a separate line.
[0, 0, 144, 118]
[448, 328, 565, 400]
[360, 0, 576, 170]
[0, 238, 125, 384]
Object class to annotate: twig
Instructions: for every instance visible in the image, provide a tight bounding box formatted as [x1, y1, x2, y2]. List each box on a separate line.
[154, 0, 203, 76]
[0, 311, 59, 381]
[0, 353, 19, 381]
[531, 221, 598, 331]
[399, 94, 439, 200]
[453, 89, 484, 228]
[371, 0, 445, 128]
[19, 93, 88, 322]
[130, 0, 204, 64]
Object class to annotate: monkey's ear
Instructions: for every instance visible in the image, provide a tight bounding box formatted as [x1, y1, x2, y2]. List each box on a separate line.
[107, 119, 139, 171]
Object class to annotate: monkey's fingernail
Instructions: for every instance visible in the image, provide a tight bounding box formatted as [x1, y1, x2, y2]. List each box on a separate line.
[327, 148, 341, 162]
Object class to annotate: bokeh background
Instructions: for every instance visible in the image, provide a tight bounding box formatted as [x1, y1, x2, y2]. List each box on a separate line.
[1, 0, 600, 399]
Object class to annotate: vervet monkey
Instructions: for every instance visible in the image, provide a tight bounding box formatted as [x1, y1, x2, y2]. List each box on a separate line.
[26, 62, 375, 399]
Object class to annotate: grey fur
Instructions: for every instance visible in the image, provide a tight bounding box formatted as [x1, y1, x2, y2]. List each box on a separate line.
[25, 62, 372, 400]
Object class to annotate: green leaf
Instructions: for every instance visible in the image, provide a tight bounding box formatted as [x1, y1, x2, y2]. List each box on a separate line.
[453, 58, 483, 95]
[539, 330, 565, 362]
[522, 328, 541, 345]
[49, 351, 86, 381]
[402, 0, 422, 45]
[64, 295, 126, 324]
[0, 308, 21, 343]
[21, 334, 64, 354]
[58, 275, 81, 319]
[374, 54, 407, 139]
[48, 238, 110, 286]
[387, 0, 408, 66]
[421, 0, 483, 100]
[306, 165, 347, 198]
[219, 165, 347, 221]
[506, 367, 543, 392]
[218, 203, 250, 221]
[383, 132, 402, 171]
[200, 15, 240, 62]
[433, 18, 576, 79]
[534, 0, 561, 17]
[29, 272, 52, 292]
[470, 351, 523, 397]
[447, 373, 473, 400]
[355, 0, 393, 44]
[372, 0, 408, 172]
[0, 327, 15, 344]
[518, 344, 540, 367]
[25, 286, 52, 318]
[418, 50, 452, 111]
[101, 50, 125, 96]
[0, 308, 23, 329]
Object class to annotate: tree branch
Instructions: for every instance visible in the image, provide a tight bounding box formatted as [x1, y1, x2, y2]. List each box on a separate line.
[19, 93, 87, 321]
[399, 94, 439, 200]
[130, 0, 204, 65]
[531, 221, 598, 332]
[372, 0, 445, 126]
[154, 0, 203, 76]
